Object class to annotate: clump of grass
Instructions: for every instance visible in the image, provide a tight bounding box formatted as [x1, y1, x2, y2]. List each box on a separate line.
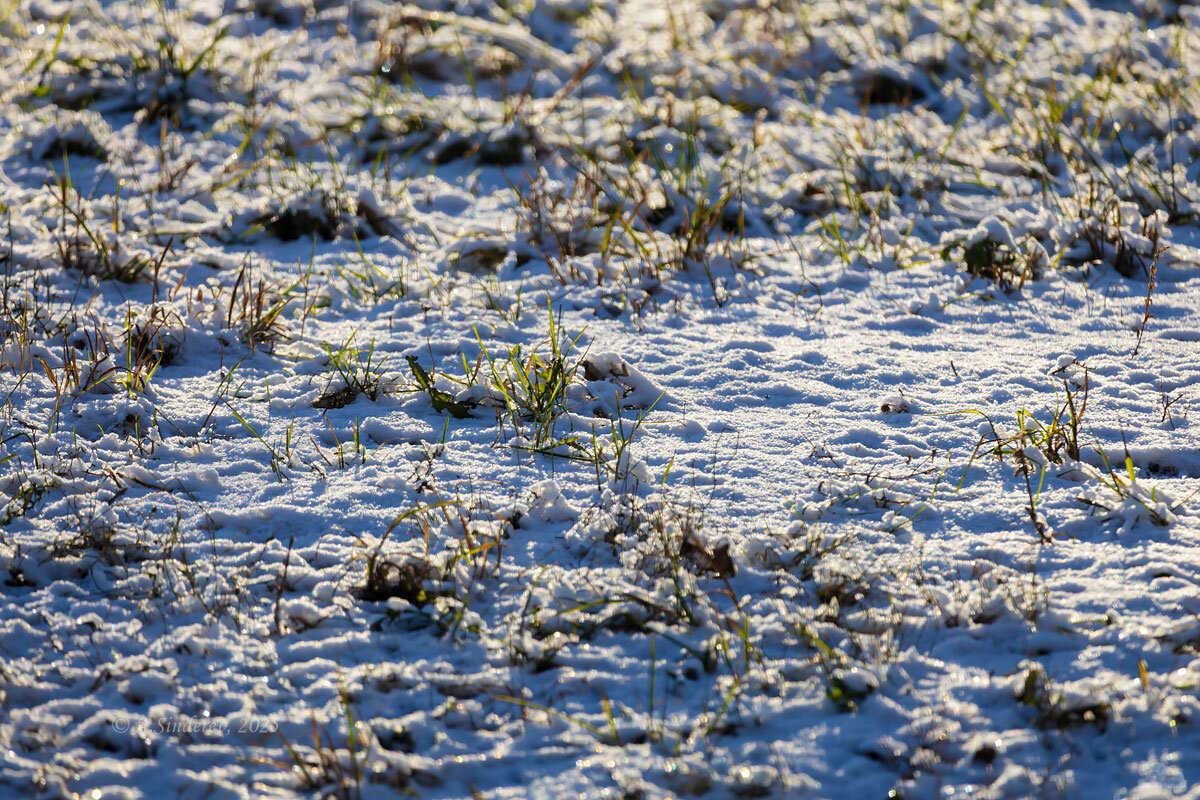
[125, 304, 184, 373]
[1058, 197, 1169, 281]
[1, 472, 55, 526]
[360, 553, 445, 606]
[941, 233, 1041, 293]
[404, 356, 474, 419]
[509, 165, 611, 283]
[33, 310, 177, 414]
[1078, 443, 1180, 531]
[333, 235, 410, 305]
[1016, 665, 1110, 731]
[46, 167, 152, 283]
[948, 368, 1185, 537]
[139, 20, 231, 124]
[219, 256, 320, 352]
[313, 334, 388, 409]
[272, 678, 388, 800]
[475, 298, 586, 449]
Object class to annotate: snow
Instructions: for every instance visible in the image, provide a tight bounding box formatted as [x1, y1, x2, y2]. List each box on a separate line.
[1, 0, 1200, 797]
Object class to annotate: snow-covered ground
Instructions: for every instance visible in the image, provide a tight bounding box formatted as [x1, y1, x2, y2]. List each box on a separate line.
[1, 0, 1199, 797]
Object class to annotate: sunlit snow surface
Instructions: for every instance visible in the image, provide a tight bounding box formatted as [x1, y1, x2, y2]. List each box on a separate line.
[1, 0, 1200, 797]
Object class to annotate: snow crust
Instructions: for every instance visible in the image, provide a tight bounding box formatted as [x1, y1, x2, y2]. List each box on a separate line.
[1, 0, 1199, 798]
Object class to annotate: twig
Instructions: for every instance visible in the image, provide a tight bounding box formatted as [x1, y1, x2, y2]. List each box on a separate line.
[273, 536, 294, 636]
[1132, 230, 1165, 356]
